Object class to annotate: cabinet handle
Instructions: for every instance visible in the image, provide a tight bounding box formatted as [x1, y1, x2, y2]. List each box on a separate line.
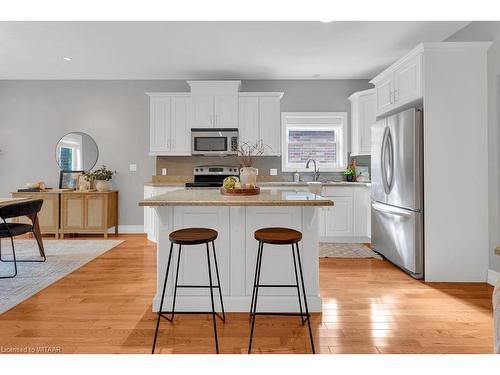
[389, 91, 393, 104]
[394, 89, 398, 102]
[214, 114, 217, 125]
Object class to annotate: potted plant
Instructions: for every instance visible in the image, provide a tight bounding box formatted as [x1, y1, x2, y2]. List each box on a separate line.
[237, 141, 268, 188]
[84, 165, 117, 192]
[343, 163, 356, 182]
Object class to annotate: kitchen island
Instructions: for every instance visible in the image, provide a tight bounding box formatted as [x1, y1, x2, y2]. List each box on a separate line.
[139, 189, 333, 312]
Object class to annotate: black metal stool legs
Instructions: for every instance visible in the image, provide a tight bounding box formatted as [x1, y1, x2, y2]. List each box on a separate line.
[206, 242, 219, 354]
[152, 238, 224, 354]
[211, 241, 225, 321]
[249, 241, 263, 320]
[0, 235, 18, 279]
[293, 242, 315, 354]
[152, 242, 174, 354]
[248, 241, 264, 354]
[248, 241, 315, 354]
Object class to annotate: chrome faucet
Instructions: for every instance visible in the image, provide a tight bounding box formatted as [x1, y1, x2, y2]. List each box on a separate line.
[305, 159, 320, 182]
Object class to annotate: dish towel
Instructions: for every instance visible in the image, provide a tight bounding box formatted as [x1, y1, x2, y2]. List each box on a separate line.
[494, 276, 500, 354]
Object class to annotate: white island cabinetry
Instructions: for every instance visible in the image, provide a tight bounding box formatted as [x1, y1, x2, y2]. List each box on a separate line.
[139, 189, 332, 313]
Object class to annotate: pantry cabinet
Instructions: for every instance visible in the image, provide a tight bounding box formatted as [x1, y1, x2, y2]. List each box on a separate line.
[148, 93, 191, 155]
[349, 89, 376, 156]
[371, 46, 423, 117]
[238, 93, 283, 156]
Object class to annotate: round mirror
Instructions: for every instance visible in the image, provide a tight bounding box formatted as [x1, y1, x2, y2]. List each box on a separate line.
[55, 132, 98, 172]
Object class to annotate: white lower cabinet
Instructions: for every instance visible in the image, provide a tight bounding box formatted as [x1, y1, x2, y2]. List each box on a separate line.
[144, 186, 183, 242]
[325, 196, 354, 237]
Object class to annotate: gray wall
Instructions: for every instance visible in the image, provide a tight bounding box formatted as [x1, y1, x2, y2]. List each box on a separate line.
[0, 79, 370, 226]
[447, 22, 500, 273]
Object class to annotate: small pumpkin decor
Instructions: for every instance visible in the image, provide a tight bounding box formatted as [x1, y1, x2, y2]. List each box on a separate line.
[83, 165, 117, 192]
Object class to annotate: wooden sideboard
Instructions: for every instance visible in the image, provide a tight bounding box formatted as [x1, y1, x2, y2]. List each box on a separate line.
[12, 191, 118, 238]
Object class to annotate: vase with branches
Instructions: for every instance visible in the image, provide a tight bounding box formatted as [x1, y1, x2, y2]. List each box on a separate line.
[237, 141, 268, 188]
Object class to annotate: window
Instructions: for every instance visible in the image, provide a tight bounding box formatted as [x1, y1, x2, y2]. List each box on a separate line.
[281, 112, 348, 172]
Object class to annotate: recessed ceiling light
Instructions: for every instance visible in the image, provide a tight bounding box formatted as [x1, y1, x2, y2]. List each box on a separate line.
[319, 20, 333, 23]
[62, 57, 72, 61]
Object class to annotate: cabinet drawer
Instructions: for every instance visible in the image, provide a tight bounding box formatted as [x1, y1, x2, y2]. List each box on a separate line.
[321, 186, 354, 197]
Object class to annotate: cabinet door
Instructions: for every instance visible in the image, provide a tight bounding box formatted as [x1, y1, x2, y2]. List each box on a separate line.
[358, 91, 376, 154]
[61, 194, 84, 230]
[394, 54, 422, 107]
[317, 207, 326, 237]
[84, 194, 106, 230]
[214, 95, 238, 128]
[238, 96, 260, 145]
[353, 187, 371, 239]
[375, 74, 394, 116]
[170, 96, 191, 154]
[191, 94, 214, 128]
[259, 96, 281, 155]
[325, 196, 353, 237]
[150, 97, 171, 153]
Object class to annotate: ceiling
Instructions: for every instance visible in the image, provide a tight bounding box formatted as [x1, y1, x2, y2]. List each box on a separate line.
[0, 21, 470, 80]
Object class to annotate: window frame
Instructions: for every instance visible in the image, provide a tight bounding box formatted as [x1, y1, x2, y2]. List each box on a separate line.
[281, 112, 348, 172]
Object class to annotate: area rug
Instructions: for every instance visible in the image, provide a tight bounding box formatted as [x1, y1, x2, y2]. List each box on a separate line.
[0, 239, 123, 314]
[319, 242, 383, 259]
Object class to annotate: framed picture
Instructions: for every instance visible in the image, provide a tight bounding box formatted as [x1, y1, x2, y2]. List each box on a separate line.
[59, 170, 83, 189]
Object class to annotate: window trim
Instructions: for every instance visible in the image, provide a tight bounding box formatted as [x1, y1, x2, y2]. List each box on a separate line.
[281, 112, 348, 172]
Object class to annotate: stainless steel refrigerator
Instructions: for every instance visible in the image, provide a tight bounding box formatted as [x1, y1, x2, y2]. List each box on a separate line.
[371, 107, 424, 279]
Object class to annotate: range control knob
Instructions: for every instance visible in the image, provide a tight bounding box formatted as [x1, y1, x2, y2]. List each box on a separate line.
[195, 168, 199, 172]
[200, 168, 204, 172]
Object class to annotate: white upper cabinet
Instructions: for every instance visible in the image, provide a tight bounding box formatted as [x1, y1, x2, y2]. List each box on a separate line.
[349, 89, 376, 156]
[238, 93, 283, 156]
[188, 81, 241, 128]
[371, 45, 423, 117]
[147, 93, 191, 156]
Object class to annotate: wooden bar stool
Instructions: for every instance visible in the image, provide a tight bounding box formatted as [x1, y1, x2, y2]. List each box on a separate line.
[152, 227, 225, 354]
[248, 227, 315, 354]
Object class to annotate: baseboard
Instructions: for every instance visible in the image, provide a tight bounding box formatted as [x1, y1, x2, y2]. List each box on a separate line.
[108, 225, 145, 234]
[487, 269, 499, 286]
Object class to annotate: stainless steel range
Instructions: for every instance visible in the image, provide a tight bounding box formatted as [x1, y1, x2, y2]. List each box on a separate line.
[185, 165, 240, 189]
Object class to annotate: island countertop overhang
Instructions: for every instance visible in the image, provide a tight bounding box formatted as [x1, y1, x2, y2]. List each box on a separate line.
[139, 189, 334, 207]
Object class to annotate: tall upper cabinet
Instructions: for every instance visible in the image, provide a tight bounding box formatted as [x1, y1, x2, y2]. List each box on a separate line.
[238, 92, 283, 156]
[147, 93, 191, 155]
[349, 89, 376, 156]
[188, 81, 241, 128]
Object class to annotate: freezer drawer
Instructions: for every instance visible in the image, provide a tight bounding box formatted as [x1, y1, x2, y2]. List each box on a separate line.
[371, 202, 423, 278]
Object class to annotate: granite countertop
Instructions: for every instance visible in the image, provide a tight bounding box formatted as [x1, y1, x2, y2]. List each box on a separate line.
[144, 181, 370, 187]
[139, 189, 334, 207]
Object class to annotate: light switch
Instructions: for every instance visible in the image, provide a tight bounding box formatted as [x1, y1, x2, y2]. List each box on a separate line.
[129, 164, 137, 172]
[254, 168, 259, 176]
[162, 168, 167, 176]
[270, 168, 277, 176]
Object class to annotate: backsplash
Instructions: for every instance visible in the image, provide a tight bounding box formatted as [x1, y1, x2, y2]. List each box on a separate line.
[156, 154, 370, 182]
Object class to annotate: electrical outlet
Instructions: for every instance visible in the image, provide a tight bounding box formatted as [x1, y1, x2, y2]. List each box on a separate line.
[254, 168, 259, 176]
[129, 164, 137, 172]
[162, 168, 167, 176]
[270, 168, 278, 176]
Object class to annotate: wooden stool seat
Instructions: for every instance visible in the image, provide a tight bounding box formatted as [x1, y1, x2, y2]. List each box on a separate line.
[169, 228, 218, 245]
[254, 227, 302, 245]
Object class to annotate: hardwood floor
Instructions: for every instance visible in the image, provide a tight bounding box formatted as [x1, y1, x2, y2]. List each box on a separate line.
[0, 234, 494, 354]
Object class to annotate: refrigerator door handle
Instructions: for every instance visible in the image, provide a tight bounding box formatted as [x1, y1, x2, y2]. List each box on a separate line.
[372, 202, 413, 217]
[386, 127, 394, 193]
[381, 127, 391, 194]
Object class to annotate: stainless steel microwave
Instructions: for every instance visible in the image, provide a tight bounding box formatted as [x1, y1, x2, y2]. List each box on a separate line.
[191, 128, 238, 156]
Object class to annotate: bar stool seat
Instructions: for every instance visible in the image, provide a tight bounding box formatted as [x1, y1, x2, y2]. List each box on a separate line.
[254, 227, 302, 244]
[169, 228, 218, 245]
